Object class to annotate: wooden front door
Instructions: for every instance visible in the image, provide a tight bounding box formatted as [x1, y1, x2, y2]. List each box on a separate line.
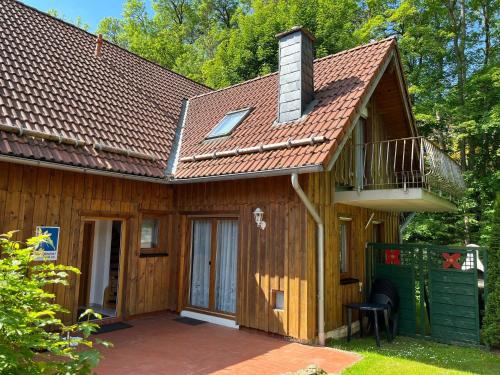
[189, 218, 238, 315]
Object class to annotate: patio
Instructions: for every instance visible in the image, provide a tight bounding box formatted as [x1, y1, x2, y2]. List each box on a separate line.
[95, 313, 361, 374]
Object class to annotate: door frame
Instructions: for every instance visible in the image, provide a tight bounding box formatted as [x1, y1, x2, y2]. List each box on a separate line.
[184, 214, 239, 320]
[78, 221, 95, 309]
[74, 215, 128, 323]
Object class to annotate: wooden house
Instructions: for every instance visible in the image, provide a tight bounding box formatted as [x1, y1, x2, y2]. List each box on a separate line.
[0, 1, 465, 344]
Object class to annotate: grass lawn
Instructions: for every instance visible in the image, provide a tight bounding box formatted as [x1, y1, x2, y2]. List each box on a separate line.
[329, 336, 500, 375]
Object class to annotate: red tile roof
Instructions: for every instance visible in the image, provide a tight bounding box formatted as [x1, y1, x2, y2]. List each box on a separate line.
[175, 38, 396, 179]
[0, 0, 210, 178]
[1, 1, 398, 182]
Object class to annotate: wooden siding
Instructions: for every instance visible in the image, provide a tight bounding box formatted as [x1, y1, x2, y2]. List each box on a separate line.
[305, 170, 399, 333]
[0, 164, 316, 341]
[334, 97, 395, 188]
[0, 161, 178, 321]
[0, 160, 399, 341]
[175, 176, 316, 341]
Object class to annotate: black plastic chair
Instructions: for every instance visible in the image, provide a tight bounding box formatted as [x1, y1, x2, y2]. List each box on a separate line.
[367, 278, 400, 340]
[344, 278, 400, 347]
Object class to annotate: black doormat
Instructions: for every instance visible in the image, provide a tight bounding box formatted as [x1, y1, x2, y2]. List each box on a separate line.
[174, 317, 206, 326]
[94, 322, 133, 334]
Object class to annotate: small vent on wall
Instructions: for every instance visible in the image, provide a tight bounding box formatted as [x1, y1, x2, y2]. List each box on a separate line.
[272, 289, 285, 310]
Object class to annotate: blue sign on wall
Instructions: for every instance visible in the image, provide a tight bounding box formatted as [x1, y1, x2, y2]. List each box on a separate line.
[35, 226, 60, 261]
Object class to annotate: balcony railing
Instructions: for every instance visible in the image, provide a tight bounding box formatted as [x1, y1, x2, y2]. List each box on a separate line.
[334, 136, 466, 199]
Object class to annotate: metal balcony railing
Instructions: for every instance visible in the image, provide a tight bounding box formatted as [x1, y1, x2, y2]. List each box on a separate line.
[334, 136, 466, 199]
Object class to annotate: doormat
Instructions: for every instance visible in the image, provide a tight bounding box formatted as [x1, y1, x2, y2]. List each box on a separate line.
[174, 317, 206, 326]
[94, 322, 133, 334]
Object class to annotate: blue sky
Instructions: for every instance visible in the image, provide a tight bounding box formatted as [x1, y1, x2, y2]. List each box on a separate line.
[21, 0, 152, 32]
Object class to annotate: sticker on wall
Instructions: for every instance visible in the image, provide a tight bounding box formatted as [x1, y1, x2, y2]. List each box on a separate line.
[34, 226, 60, 261]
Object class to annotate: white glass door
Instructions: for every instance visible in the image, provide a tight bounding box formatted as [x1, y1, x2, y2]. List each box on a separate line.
[214, 220, 238, 314]
[190, 220, 211, 309]
[189, 218, 238, 315]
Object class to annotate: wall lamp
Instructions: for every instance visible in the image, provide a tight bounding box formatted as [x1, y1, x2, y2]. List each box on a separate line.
[253, 208, 266, 230]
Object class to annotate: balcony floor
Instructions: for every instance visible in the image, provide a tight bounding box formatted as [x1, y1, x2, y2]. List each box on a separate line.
[334, 188, 457, 212]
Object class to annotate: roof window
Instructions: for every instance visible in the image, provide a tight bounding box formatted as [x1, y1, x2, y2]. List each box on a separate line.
[206, 108, 251, 139]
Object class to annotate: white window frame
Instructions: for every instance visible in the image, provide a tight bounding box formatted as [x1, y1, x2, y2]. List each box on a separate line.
[205, 108, 252, 139]
[339, 217, 353, 277]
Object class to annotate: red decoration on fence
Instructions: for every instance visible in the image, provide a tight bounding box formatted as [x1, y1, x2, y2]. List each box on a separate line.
[385, 249, 401, 265]
[442, 253, 462, 269]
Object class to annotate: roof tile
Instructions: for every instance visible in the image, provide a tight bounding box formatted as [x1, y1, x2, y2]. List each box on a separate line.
[1, 1, 397, 181]
[176, 37, 395, 179]
[0, 0, 210, 178]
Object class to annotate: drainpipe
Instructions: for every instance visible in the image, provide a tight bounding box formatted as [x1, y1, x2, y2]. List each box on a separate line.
[291, 173, 325, 346]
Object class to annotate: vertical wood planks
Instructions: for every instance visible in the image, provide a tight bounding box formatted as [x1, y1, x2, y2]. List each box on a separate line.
[175, 175, 315, 341]
[0, 160, 400, 342]
[304, 170, 400, 333]
[0, 162, 178, 322]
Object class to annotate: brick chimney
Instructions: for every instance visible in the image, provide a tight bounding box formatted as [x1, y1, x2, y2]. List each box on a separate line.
[276, 26, 315, 123]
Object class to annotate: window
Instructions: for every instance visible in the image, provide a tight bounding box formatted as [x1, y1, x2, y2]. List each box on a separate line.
[339, 217, 352, 277]
[372, 221, 384, 243]
[372, 221, 385, 263]
[140, 214, 169, 257]
[141, 218, 158, 249]
[206, 108, 251, 139]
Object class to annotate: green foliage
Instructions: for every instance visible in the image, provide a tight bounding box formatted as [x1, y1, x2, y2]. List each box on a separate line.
[0, 232, 110, 374]
[93, 0, 498, 245]
[482, 194, 500, 347]
[47, 9, 90, 31]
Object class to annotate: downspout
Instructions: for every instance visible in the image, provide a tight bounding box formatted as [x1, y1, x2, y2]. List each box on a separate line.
[291, 173, 325, 346]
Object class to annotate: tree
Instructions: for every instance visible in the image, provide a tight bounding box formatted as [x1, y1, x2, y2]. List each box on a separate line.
[97, 0, 499, 245]
[47, 9, 90, 31]
[482, 194, 500, 346]
[0, 232, 109, 374]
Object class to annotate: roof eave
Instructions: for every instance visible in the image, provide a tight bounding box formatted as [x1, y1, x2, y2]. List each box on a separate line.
[0, 154, 169, 184]
[169, 164, 324, 184]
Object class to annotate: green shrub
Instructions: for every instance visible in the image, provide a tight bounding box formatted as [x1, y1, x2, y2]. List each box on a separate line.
[0, 231, 110, 374]
[482, 194, 500, 347]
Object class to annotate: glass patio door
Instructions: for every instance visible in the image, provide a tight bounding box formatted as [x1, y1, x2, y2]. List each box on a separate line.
[190, 220, 212, 309]
[190, 218, 238, 315]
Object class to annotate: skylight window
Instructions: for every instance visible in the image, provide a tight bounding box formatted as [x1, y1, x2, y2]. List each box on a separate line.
[206, 108, 251, 139]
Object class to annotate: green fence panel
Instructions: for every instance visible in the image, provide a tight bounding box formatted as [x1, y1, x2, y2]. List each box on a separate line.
[368, 243, 484, 345]
[429, 268, 480, 345]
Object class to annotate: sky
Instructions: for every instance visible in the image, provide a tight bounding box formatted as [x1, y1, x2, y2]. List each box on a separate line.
[20, 0, 152, 32]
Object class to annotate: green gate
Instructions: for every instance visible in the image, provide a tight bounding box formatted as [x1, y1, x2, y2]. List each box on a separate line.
[367, 243, 487, 345]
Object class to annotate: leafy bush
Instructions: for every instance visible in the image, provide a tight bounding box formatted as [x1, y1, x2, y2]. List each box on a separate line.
[482, 194, 500, 347]
[0, 231, 110, 374]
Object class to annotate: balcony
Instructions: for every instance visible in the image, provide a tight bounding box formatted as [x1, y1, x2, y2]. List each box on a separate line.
[334, 137, 466, 212]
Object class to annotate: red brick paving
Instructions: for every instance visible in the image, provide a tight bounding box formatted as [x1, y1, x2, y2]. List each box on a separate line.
[96, 313, 361, 375]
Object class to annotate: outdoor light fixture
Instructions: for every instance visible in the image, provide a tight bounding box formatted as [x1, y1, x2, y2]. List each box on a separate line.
[253, 208, 266, 230]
